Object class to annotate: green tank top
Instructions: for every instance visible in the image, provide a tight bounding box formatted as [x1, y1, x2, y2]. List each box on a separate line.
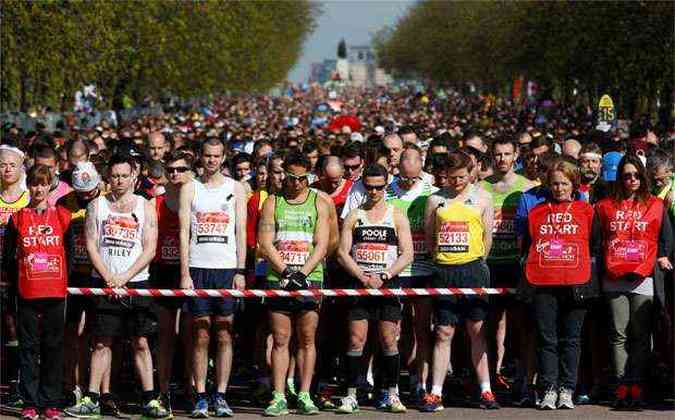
[267, 190, 323, 284]
[480, 175, 528, 263]
[386, 180, 438, 277]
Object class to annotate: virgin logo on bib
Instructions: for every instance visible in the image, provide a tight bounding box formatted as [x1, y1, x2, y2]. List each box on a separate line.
[438, 221, 469, 253]
[195, 211, 230, 244]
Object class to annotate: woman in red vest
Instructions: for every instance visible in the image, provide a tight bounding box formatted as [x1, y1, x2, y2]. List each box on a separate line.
[2, 165, 71, 420]
[596, 154, 673, 409]
[522, 159, 601, 410]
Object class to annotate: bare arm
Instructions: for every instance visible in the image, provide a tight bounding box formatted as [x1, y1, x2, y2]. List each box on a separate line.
[85, 199, 111, 283]
[481, 192, 495, 257]
[300, 196, 329, 276]
[118, 199, 157, 285]
[234, 181, 247, 270]
[316, 191, 339, 256]
[424, 194, 441, 260]
[233, 181, 248, 290]
[179, 182, 195, 287]
[258, 195, 286, 274]
[389, 207, 414, 278]
[337, 209, 368, 284]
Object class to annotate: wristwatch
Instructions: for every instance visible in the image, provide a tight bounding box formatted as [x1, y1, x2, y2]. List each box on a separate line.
[379, 272, 390, 282]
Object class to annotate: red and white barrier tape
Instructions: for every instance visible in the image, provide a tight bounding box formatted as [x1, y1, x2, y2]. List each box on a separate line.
[67, 287, 515, 298]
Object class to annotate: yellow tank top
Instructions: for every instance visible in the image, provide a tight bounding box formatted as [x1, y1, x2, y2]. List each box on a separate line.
[434, 187, 485, 265]
[0, 190, 30, 224]
[0, 190, 30, 272]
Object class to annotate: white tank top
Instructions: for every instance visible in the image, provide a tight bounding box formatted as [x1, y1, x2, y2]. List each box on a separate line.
[189, 178, 238, 269]
[93, 194, 149, 283]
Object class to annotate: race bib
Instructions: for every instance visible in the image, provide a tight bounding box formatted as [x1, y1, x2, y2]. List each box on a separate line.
[195, 211, 229, 244]
[354, 242, 390, 272]
[102, 215, 139, 249]
[72, 222, 89, 265]
[278, 240, 310, 268]
[160, 237, 180, 263]
[412, 232, 428, 255]
[438, 221, 469, 253]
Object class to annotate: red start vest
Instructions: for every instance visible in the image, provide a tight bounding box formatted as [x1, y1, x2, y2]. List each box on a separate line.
[596, 196, 663, 280]
[155, 195, 180, 266]
[525, 200, 593, 286]
[15, 206, 71, 299]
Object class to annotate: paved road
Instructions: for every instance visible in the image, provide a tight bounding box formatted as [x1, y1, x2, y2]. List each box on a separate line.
[3, 404, 675, 420]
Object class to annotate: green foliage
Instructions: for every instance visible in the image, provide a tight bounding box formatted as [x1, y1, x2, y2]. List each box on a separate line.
[1, 0, 319, 111]
[376, 1, 674, 117]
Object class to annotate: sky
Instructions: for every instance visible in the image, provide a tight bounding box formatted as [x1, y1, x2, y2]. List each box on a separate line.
[288, 0, 415, 83]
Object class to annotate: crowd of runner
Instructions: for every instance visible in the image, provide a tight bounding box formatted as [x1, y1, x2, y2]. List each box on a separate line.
[0, 86, 674, 420]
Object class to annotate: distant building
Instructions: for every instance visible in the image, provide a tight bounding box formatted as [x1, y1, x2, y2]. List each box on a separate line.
[347, 45, 391, 88]
[309, 45, 392, 87]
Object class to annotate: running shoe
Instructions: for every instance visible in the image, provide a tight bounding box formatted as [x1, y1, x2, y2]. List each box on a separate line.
[64, 395, 101, 418]
[191, 397, 209, 418]
[141, 398, 172, 419]
[373, 390, 390, 410]
[479, 391, 500, 410]
[539, 387, 557, 410]
[212, 393, 233, 417]
[556, 387, 574, 410]
[286, 379, 298, 401]
[336, 395, 359, 414]
[410, 388, 425, 408]
[629, 384, 644, 410]
[100, 394, 121, 418]
[7, 390, 24, 408]
[44, 407, 62, 420]
[21, 407, 39, 420]
[264, 392, 289, 417]
[613, 384, 629, 409]
[494, 373, 511, 391]
[387, 394, 407, 413]
[316, 388, 336, 410]
[297, 391, 319, 415]
[253, 382, 272, 406]
[419, 393, 443, 412]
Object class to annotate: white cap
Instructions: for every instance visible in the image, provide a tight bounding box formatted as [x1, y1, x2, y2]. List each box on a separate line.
[72, 161, 101, 192]
[350, 132, 364, 143]
[374, 126, 385, 135]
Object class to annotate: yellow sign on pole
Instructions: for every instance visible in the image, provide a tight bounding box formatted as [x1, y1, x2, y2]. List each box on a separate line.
[598, 94, 615, 122]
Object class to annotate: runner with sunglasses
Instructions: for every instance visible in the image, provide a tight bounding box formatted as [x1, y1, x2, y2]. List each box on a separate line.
[151, 151, 194, 415]
[336, 163, 413, 414]
[258, 151, 331, 416]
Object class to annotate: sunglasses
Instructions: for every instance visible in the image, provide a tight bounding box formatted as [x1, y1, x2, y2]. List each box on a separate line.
[285, 172, 309, 182]
[622, 172, 640, 180]
[399, 175, 422, 183]
[166, 166, 190, 174]
[344, 163, 362, 171]
[364, 183, 387, 191]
